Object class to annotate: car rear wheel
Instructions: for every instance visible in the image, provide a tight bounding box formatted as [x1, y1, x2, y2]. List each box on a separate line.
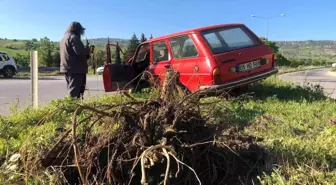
[239, 85, 249, 94]
[3, 66, 15, 78]
[229, 85, 249, 96]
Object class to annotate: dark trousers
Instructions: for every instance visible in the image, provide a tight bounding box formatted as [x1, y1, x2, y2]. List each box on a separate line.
[65, 73, 87, 99]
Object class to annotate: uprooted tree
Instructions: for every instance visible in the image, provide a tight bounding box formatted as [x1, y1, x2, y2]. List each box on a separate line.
[3, 67, 267, 185]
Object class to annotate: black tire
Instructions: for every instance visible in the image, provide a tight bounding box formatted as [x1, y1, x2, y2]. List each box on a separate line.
[239, 85, 249, 94]
[3, 66, 15, 78]
[230, 85, 249, 96]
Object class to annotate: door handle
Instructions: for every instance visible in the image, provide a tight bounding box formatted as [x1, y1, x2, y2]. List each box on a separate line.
[194, 65, 199, 72]
[222, 58, 236, 63]
[164, 64, 172, 69]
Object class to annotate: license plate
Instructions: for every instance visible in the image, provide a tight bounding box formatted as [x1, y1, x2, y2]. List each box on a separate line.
[238, 60, 261, 72]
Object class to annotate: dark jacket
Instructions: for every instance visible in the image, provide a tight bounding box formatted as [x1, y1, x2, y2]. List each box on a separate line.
[60, 32, 89, 74]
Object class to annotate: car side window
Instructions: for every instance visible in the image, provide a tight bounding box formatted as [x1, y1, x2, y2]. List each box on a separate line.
[0, 55, 3, 62]
[2, 54, 9, 61]
[152, 41, 170, 63]
[203, 33, 223, 50]
[170, 35, 198, 59]
[135, 44, 150, 63]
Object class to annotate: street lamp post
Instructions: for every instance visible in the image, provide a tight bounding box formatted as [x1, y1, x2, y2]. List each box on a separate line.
[251, 14, 285, 39]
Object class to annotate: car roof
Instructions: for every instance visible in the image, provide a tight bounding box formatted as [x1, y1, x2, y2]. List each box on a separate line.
[144, 23, 245, 43]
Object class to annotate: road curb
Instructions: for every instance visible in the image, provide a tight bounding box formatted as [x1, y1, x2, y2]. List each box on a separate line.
[277, 67, 327, 76]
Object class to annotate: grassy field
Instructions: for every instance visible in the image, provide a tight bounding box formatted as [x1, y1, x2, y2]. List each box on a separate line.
[0, 39, 28, 56]
[15, 68, 97, 77]
[213, 77, 336, 184]
[276, 40, 336, 63]
[0, 75, 335, 184]
[0, 39, 110, 58]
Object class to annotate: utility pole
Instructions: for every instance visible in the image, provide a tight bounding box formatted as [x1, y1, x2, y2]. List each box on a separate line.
[251, 14, 285, 39]
[30, 50, 38, 108]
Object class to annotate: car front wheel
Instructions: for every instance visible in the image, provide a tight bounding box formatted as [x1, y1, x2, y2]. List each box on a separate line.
[3, 66, 15, 78]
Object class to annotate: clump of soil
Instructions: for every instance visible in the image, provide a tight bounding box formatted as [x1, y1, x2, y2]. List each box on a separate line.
[19, 69, 267, 185]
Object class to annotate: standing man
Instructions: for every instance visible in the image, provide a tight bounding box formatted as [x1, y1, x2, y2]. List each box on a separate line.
[59, 21, 91, 99]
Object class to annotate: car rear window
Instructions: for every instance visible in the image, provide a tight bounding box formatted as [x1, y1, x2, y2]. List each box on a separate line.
[201, 26, 261, 54]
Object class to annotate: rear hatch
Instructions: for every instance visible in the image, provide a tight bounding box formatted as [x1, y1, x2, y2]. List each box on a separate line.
[200, 25, 274, 84]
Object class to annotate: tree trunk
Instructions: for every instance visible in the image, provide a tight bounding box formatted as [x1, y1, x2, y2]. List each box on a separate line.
[160, 65, 187, 102]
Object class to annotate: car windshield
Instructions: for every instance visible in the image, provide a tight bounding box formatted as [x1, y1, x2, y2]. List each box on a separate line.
[201, 26, 261, 54]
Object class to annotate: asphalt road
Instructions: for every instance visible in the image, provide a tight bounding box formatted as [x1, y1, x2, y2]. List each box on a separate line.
[0, 68, 335, 116]
[0, 75, 109, 116]
[278, 67, 336, 99]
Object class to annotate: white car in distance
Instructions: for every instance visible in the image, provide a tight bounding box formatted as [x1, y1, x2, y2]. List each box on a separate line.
[332, 63, 336, 69]
[96, 65, 104, 75]
[0, 52, 18, 78]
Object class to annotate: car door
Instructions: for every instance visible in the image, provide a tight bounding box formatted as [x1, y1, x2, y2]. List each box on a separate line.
[102, 43, 150, 92]
[148, 40, 172, 87]
[102, 62, 134, 92]
[168, 34, 208, 92]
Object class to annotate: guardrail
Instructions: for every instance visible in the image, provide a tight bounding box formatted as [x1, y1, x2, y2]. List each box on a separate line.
[17, 67, 60, 72]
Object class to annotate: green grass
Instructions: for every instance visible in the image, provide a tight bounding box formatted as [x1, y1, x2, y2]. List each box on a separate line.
[15, 71, 63, 77]
[15, 70, 97, 77]
[201, 77, 336, 184]
[0, 65, 335, 183]
[0, 40, 27, 56]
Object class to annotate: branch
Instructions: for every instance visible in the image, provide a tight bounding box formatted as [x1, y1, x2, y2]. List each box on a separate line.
[72, 107, 86, 184]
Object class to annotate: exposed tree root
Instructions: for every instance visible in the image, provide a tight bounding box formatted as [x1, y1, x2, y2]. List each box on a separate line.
[16, 68, 267, 185]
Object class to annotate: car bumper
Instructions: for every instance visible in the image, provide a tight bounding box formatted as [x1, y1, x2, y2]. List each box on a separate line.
[199, 67, 278, 92]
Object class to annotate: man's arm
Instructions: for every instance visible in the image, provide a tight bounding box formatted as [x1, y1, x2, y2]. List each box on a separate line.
[70, 35, 88, 56]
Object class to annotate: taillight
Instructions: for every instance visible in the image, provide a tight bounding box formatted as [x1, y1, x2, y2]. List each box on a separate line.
[261, 58, 269, 65]
[213, 67, 221, 84]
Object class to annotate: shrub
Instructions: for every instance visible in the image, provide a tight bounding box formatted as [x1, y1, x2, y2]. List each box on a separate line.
[13, 53, 30, 67]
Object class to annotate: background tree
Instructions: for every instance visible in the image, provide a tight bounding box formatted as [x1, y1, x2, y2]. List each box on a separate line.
[52, 49, 60, 67]
[38, 37, 55, 67]
[260, 37, 279, 53]
[24, 40, 39, 51]
[140, 33, 147, 43]
[13, 53, 30, 67]
[91, 50, 117, 67]
[94, 50, 106, 67]
[149, 34, 153, 39]
[260, 37, 291, 66]
[123, 33, 140, 62]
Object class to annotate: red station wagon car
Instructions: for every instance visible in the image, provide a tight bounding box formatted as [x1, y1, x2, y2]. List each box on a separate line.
[102, 23, 278, 94]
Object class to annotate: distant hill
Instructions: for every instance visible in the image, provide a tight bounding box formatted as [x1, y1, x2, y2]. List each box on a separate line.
[1, 38, 336, 63]
[274, 40, 336, 63]
[0, 39, 30, 56]
[86, 38, 129, 48]
[0, 38, 130, 57]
